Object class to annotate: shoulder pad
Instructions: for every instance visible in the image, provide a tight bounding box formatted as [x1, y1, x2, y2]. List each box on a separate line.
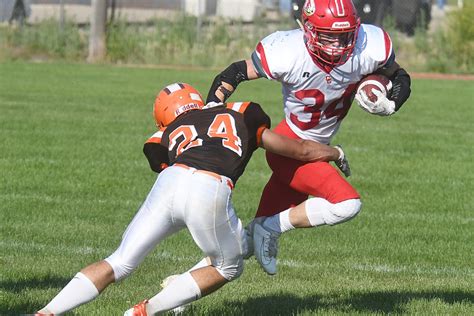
[359, 24, 393, 65]
[252, 29, 303, 80]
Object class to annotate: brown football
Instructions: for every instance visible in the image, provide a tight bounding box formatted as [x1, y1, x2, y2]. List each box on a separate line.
[356, 74, 392, 102]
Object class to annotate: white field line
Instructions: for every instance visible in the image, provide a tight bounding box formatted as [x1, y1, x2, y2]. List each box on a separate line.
[1, 240, 473, 277]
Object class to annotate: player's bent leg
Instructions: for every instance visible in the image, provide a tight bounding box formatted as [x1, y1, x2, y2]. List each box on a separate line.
[305, 197, 362, 226]
[189, 212, 246, 283]
[79, 260, 115, 292]
[268, 152, 360, 204]
[253, 174, 307, 274]
[264, 119, 360, 203]
[105, 190, 183, 281]
[256, 173, 308, 218]
[128, 173, 244, 316]
[186, 180, 247, 282]
[36, 270, 100, 315]
[38, 260, 114, 314]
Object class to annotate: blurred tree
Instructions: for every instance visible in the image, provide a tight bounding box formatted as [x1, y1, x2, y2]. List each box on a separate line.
[87, 0, 107, 62]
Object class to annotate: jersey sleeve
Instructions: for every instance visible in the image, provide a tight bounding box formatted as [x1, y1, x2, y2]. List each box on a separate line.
[250, 31, 296, 81]
[143, 131, 169, 173]
[241, 102, 271, 147]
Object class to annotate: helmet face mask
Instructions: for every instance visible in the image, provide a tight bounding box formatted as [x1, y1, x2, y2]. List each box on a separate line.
[301, 0, 360, 66]
[153, 83, 204, 128]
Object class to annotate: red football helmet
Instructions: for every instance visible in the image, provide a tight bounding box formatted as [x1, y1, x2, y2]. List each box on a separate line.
[153, 83, 204, 128]
[301, 0, 360, 66]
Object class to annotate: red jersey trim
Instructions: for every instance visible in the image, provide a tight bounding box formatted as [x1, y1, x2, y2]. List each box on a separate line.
[382, 30, 393, 65]
[256, 42, 275, 79]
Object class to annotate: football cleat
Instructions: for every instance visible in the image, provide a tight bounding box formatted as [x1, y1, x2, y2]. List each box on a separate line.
[253, 223, 279, 275]
[160, 274, 188, 314]
[123, 300, 149, 316]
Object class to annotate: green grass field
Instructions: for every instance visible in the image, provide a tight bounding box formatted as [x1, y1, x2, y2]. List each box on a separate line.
[1, 62, 473, 315]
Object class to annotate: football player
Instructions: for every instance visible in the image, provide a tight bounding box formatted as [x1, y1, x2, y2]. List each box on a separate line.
[36, 83, 351, 315]
[205, 0, 412, 275]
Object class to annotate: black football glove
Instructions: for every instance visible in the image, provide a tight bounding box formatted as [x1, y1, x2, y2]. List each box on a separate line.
[334, 145, 351, 177]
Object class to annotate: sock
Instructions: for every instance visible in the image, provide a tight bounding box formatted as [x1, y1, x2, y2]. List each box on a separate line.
[262, 208, 294, 234]
[39, 272, 99, 314]
[147, 272, 201, 314]
[187, 257, 209, 272]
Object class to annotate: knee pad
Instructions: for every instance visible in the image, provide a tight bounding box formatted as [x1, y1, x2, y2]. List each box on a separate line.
[104, 253, 137, 281]
[215, 257, 244, 282]
[306, 198, 362, 226]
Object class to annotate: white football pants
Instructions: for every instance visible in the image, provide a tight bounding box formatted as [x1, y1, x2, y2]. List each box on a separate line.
[105, 165, 247, 281]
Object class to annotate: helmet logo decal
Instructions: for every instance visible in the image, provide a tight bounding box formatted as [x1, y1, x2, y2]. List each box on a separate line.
[332, 21, 351, 28]
[175, 103, 201, 117]
[334, 0, 346, 16]
[303, 0, 316, 16]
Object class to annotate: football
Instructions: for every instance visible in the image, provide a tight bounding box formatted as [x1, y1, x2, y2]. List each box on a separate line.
[356, 74, 392, 103]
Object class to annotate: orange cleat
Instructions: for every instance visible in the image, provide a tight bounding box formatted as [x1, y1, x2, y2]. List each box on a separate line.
[124, 300, 149, 316]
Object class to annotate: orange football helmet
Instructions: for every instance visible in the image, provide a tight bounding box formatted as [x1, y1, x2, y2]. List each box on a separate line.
[153, 83, 204, 128]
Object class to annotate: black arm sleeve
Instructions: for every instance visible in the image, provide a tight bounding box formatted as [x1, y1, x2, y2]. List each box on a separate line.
[206, 60, 249, 103]
[388, 68, 411, 111]
[243, 102, 271, 148]
[143, 143, 169, 173]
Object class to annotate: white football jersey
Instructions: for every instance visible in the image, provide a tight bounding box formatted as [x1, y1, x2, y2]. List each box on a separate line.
[251, 24, 394, 144]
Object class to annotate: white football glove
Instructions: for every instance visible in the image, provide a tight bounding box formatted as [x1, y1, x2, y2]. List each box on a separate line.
[334, 145, 351, 177]
[355, 89, 396, 116]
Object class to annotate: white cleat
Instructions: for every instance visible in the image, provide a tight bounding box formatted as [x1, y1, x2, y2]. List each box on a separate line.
[253, 223, 279, 275]
[160, 275, 188, 314]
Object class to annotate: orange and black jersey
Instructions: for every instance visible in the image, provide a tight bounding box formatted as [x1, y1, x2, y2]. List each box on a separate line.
[143, 101, 271, 184]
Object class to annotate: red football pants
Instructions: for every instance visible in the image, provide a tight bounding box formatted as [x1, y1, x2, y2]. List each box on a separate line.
[256, 120, 360, 218]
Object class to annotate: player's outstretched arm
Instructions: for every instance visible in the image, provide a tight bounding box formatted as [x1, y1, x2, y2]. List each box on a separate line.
[206, 59, 260, 103]
[260, 129, 351, 176]
[260, 129, 339, 162]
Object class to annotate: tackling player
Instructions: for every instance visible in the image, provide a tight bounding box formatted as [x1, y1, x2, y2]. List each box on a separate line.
[206, 0, 412, 274]
[36, 83, 350, 315]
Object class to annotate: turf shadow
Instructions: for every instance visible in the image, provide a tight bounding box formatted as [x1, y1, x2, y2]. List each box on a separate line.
[200, 289, 473, 315]
[341, 289, 474, 314]
[0, 274, 70, 315]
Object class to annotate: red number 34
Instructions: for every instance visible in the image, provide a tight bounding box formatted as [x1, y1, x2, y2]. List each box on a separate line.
[289, 84, 357, 130]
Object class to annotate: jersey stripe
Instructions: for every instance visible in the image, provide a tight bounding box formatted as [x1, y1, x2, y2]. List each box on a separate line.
[382, 30, 393, 65]
[256, 125, 267, 147]
[251, 51, 268, 78]
[227, 101, 251, 113]
[255, 42, 275, 79]
[146, 131, 163, 144]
